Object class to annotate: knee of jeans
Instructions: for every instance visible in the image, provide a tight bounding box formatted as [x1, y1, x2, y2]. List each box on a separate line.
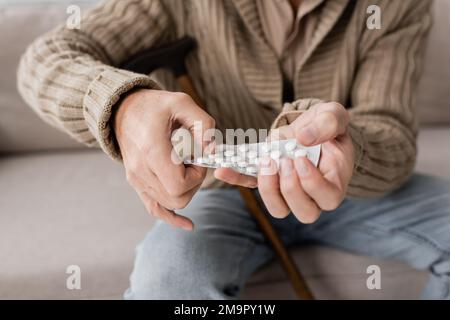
[124, 229, 229, 300]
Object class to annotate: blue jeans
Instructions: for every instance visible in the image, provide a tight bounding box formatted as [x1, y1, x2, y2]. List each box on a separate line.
[124, 174, 450, 299]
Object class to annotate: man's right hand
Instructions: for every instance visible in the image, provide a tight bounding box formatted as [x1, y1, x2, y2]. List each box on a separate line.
[114, 89, 215, 231]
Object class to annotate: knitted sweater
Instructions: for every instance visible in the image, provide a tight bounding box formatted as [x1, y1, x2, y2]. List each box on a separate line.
[17, 0, 432, 197]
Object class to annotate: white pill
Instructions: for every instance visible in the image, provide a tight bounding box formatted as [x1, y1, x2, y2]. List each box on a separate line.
[215, 157, 224, 164]
[261, 143, 271, 153]
[295, 149, 307, 158]
[238, 162, 248, 168]
[224, 150, 235, 157]
[285, 140, 297, 152]
[208, 154, 216, 159]
[247, 151, 258, 159]
[286, 151, 295, 158]
[246, 167, 258, 175]
[196, 157, 207, 164]
[270, 141, 282, 150]
[249, 157, 260, 165]
[238, 144, 249, 153]
[221, 162, 233, 168]
[231, 156, 242, 163]
[270, 150, 281, 160]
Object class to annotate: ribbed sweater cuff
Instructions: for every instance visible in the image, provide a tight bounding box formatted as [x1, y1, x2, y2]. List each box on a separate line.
[271, 98, 323, 129]
[83, 68, 159, 160]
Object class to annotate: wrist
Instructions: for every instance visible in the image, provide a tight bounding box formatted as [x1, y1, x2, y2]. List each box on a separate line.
[114, 88, 148, 132]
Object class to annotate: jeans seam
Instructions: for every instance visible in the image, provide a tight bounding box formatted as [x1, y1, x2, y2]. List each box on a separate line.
[350, 222, 450, 258]
[393, 227, 450, 258]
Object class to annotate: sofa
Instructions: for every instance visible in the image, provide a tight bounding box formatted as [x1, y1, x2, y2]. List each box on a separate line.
[1, 0, 449, 300]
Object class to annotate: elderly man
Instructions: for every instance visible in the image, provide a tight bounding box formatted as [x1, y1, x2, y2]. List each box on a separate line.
[18, 0, 450, 299]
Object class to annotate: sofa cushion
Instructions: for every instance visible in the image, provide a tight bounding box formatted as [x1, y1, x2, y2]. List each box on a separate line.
[0, 150, 153, 299]
[415, 127, 450, 177]
[416, 0, 450, 124]
[0, 1, 98, 153]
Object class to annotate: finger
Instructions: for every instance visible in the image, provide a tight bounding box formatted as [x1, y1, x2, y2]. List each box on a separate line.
[171, 93, 216, 149]
[279, 158, 321, 224]
[294, 156, 344, 211]
[294, 103, 349, 146]
[214, 168, 257, 188]
[258, 157, 290, 218]
[150, 95, 214, 196]
[320, 138, 354, 189]
[135, 167, 199, 211]
[149, 130, 206, 197]
[267, 125, 294, 141]
[138, 191, 194, 231]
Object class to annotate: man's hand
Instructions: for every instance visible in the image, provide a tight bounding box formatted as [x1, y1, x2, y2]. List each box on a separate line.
[114, 89, 215, 230]
[215, 102, 354, 224]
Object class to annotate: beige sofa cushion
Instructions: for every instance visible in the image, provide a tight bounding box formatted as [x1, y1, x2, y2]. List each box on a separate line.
[417, 0, 450, 124]
[0, 1, 96, 153]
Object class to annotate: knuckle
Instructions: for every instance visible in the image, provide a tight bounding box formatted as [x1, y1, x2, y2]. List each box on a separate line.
[293, 123, 303, 138]
[172, 92, 192, 104]
[149, 206, 160, 218]
[336, 154, 348, 171]
[126, 157, 141, 174]
[141, 146, 150, 160]
[329, 153, 342, 168]
[125, 171, 136, 185]
[258, 180, 271, 195]
[321, 112, 339, 132]
[280, 178, 297, 196]
[330, 101, 345, 111]
[165, 182, 186, 198]
[204, 115, 216, 129]
[247, 180, 258, 189]
[329, 102, 349, 122]
[300, 207, 321, 224]
[323, 193, 344, 211]
[170, 195, 191, 210]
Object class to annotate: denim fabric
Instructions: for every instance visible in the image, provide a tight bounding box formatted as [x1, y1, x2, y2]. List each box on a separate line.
[124, 174, 450, 299]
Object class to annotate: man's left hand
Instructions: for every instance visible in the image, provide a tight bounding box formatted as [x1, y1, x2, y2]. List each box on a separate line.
[215, 102, 354, 223]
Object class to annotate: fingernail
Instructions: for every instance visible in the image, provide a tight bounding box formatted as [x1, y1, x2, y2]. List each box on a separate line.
[280, 158, 293, 177]
[300, 127, 317, 145]
[295, 157, 309, 177]
[248, 182, 258, 189]
[182, 223, 194, 231]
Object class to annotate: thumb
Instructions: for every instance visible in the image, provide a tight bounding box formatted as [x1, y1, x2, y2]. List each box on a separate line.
[295, 106, 349, 146]
[171, 93, 216, 153]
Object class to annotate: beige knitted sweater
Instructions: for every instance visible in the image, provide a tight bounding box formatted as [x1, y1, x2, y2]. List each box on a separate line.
[17, 0, 432, 197]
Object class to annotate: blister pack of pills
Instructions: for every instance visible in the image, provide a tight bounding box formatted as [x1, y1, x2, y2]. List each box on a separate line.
[184, 139, 321, 177]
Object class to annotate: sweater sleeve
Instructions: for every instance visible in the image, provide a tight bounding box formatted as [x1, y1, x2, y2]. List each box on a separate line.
[17, 0, 174, 159]
[272, 0, 432, 198]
